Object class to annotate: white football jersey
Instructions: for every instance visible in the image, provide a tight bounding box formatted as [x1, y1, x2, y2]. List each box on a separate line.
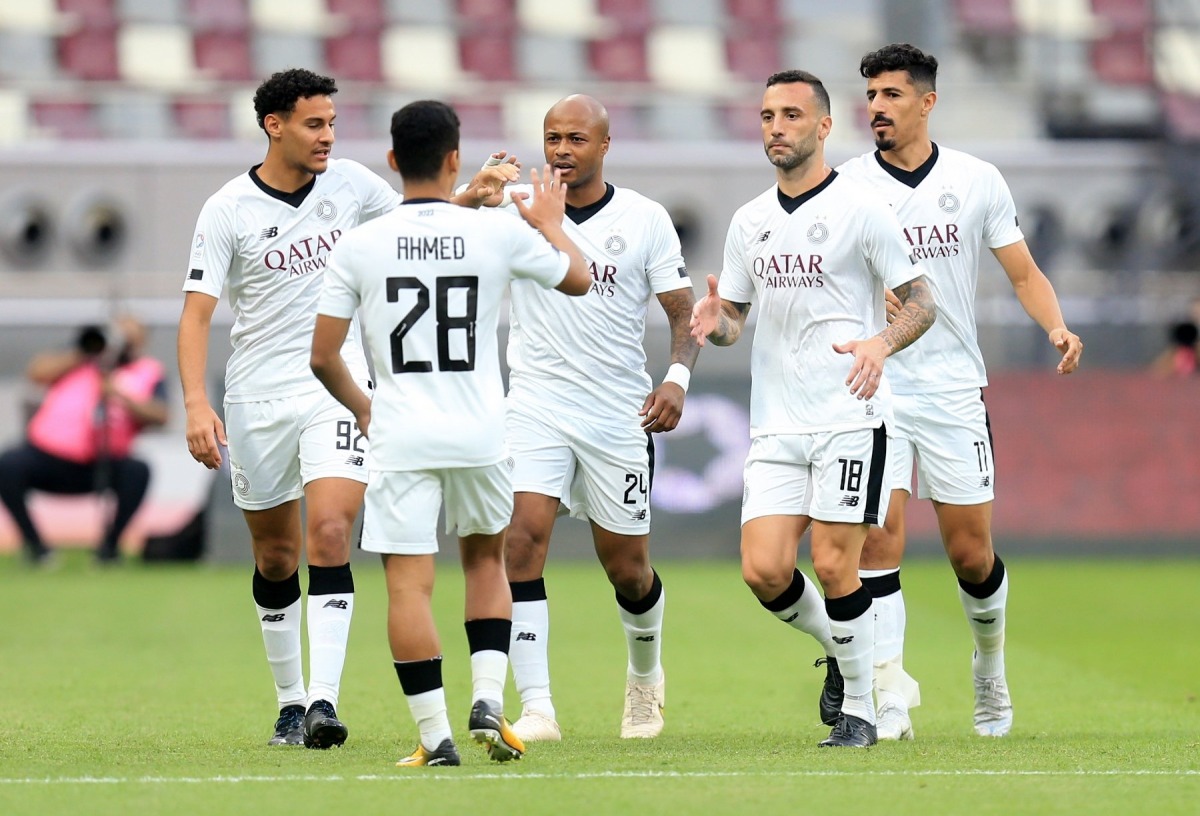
[837, 144, 1023, 393]
[183, 158, 402, 402]
[503, 183, 691, 425]
[318, 199, 570, 471]
[719, 172, 923, 436]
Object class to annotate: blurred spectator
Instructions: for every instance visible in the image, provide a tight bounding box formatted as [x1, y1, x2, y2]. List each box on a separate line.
[0, 317, 168, 564]
[1150, 319, 1198, 377]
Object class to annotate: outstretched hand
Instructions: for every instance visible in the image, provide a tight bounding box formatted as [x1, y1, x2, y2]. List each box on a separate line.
[1050, 327, 1083, 374]
[462, 152, 521, 207]
[511, 165, 566, 231]
[832, 336, 888, 400]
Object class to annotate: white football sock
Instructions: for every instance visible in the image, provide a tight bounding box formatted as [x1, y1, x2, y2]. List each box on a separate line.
[255, 598, 305, 708]
[306, 590, 354, 709]
[960, 569, 1008, 679]
[618, 586, 665, 685]
[510, 598, 554, 717]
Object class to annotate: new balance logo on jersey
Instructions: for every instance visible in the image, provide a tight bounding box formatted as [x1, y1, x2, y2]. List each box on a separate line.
[515, 632, 537, 642]
[322, 599, 349, 610]
[838, 495, 860, 507]
[757, 231, 771, 242]
[973, 617, 996, 625]
[635, 635, 656, 642]
[631, 509, 648, 521]
[783, 613, 799, 623]
[832, 635, 854, 644]
[345, 455, 364, 467]
[259, 226, 278, 240]
[261, 613, 285, 622]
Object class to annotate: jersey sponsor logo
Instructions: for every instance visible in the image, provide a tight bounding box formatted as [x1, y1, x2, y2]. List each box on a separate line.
[259, 226, 278, 240]
[322, 599, 349, 610]
[261, 613, 286, 622]
[188, 268, 203, 280]
[588, 259, 617, 297]
[832, 635, 854, 644]
[751, 253, 825, 289]
[263, 229, 343, 277]
[838, 495, 860, 507]
[938, 191, 961, 213]
[604, 235, 626, 255]
[314, 198, 337, 221]
[902, 223, 961, 259]
[515, 632, 537, 641]
[806, 222, 829, 244]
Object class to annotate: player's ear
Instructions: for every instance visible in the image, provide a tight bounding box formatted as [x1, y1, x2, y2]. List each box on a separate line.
[922, 90, 937, 118]
[600, 135, 611, 156]
[819, 114, 832, 140]
[263, 112, 282, 140]
[447, 148, 460, 177]
[386, 149, 399, 174]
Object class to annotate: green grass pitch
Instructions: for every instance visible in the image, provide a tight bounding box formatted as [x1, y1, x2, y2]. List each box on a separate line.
[1, 555, 1197, 815]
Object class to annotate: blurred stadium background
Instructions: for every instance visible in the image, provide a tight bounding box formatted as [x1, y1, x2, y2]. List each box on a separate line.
[0, 0, 1197, 561]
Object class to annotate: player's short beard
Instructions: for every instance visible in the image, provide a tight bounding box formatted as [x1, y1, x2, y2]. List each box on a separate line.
[767, 133, 818, 171]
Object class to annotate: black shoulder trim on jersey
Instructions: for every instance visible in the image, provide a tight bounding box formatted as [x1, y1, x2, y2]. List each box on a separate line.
[873, 143, 939, 189]
[776, 170, 838, 214]
[248, 164, 317, 208]
[566, 182, 615, 225]
[400, 197, 446, 205]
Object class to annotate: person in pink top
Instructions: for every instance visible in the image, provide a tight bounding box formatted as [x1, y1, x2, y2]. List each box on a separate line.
[0, 317, 168, 564]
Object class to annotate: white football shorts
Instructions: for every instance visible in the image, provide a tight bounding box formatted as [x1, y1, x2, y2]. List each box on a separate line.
[224, 385, 370, 511]
[741, 426, 891, 526]
[506, 400, 653, 536]
[889, 388, 995, 504]
[359, 462, 513, 555]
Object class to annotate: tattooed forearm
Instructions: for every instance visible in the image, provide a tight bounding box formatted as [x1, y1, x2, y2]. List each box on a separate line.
[880, 276, 936, 354]
[658, 289, 701, 367]
[710, 301, 751, 346]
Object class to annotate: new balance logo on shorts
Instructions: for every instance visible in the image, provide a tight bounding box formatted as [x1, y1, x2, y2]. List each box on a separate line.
[322, 599, 349, 610]
[980, 476, 991, 487]
[261, 613, 285, 622]
[515, 632, 537, 642]
[630, 509, 648, 521]
[832, 635, 855, 644]
[345, 455, 364, 466]
[838, 495, 860, 507]
[259, 226, 278, 240]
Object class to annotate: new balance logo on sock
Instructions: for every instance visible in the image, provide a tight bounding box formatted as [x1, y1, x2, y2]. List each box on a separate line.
[515, 632, 537, 641]
[832, 635, 854, 644]
[635, 635, 655, 642]
[973, 617, 996, 624]
[261, 613, 285, 622]
[783, 612, 799, 623]
[322, 599, 349, 610]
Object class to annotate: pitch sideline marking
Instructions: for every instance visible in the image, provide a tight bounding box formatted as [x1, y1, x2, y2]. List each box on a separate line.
[2, 769, 1198, 785]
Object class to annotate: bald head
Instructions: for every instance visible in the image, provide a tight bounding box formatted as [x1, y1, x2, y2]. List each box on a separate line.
[544, 94, 610, 138]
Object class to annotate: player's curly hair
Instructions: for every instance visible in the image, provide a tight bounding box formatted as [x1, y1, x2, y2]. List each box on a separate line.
[390, 101, 460, 182]
[253, 69, 338, 130]
[765, 70, 830, 115]
[859, 43, 938, 91]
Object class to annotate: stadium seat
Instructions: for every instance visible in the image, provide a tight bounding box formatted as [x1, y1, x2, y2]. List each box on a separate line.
[1162, 92, 1200, 140]
[450, 99, 505, 139]
[193, 30, 253, 81]
[1089, 0, 1153, 29]
[326, 100, 369, 138]
[517, 33, 588, 82]
[0, 90, 31, 144]
[173, 97, 232, 139]
[116, 0, 184, 24]
[384, 0, 454, 24]
[96, 89, 171, 138]
[249, 0, 328, 34]
[588, 33, 649, 82]
[328, 0, 385, 28]
[0, 0, 60, 32]
[58, 28, 121, 81]
[725, 0, 782, 25]
[655, 0, 721, 25]
[57, 0, 117, 29]
[1014, 0, 1099, 37]
[118, 24, 195, 88]
[253, 31, 325, 77]
[459, 30, 516, 81]
[518, 0, 608, 36]
[382, 25, 464, 89]
[953, 0, 1018, 34]
[0, 31, 57, 81]
[725, 27, 782, 83]
[1091, 32, 1154, 85]
[457, 0, 516, 27]
[186, 0, 248, 31]
[1155, 29, 1200, 94]
[31, 98, 102, 139]
[325, 30, 384, 82]
[645, 95, 722, 140]
[596, 0, 653, 31]
[647, 26, 731, 91]
[719, 99, 763, 140]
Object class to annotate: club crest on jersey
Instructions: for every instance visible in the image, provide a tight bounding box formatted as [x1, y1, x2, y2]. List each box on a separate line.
[315, 198, 337, 221]
[938, 191, 960, 213]
[604, 235, 626, 255]
[192, 232, 204, 259]
[806, 222, 829, 244]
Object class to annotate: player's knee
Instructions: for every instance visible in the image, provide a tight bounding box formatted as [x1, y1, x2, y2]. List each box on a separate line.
[255, 542, 299, 579]
[504, 523, 548, 567]
[741, 556, 789, 599]
[810, 548, 850, 591]
[603, 557, 650, 598]
[949, 546, 993, 584]
[307, 515, 353, 560]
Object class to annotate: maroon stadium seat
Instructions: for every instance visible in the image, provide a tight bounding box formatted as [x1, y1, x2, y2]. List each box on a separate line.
[459, 31, 516, 81]
[953, 0, 1018, 33]
[725, 29, 782, 82]
[328, 0, 386, 28]
[725, 0, 782, 25]
[1163, 92, 1200, 140]
[186, 0, 248, 31]
[193, 30, 254, 81]
[32, 98, 102, 139]
[1091, 33, 1154, 85]
[588, 33, 649, 82]
[57, 0, 116, 28]
[325, 31, 384, 82]
[451, 100, 505, 140]
[173, 97, 232, 140]
[58, 28, 120, 81]
[597, 0, 654, 31]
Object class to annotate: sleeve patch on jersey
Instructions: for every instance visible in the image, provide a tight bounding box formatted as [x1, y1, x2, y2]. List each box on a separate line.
[677, 266, 688, 278]
[188, 268, 204, 280]
[1014, 216, 1020, 227]
[908, 253, 918, 265]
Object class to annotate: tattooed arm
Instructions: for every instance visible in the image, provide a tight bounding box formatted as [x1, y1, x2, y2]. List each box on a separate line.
[640, 287, 702, 432]
[833, 274, 937, 400]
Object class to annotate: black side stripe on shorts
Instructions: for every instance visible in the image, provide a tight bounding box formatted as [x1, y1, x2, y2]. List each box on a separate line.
[982, 388, 996, 486]
[862, 423, 888, 526]
[645, 432, 656, 494]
